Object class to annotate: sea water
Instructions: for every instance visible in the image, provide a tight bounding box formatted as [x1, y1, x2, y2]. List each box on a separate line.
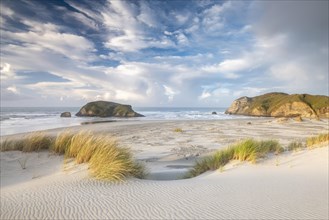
[0, 107, 246, 136]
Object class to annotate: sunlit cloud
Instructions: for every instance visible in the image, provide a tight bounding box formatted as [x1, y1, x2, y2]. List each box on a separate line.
[0, 0, 327, 107]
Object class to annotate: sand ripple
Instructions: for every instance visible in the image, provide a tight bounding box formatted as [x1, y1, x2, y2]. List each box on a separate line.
[1, 149, 328, 220]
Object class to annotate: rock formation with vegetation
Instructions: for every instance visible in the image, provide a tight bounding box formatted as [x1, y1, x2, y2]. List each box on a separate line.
[76, 101, 144, 117]
[225, 92, 329, 118]
[60, 112, 71, 117]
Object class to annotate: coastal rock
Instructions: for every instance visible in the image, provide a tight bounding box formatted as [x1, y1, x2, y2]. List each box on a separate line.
[225, 96, 251, 115]
[212, 112, 217, 115]
[270, 101, 316, 117]
[76, 101, 144, 117]
[225, 93, 329, 118]
[294, 116, 303, 122]
[60, 112, 71, 117]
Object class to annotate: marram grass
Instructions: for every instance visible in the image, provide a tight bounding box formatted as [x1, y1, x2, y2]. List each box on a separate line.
[22, 132, 54, 152]
[52, 130, 74, 154]
[173, 128, 183, 132]
[186, 139, 284, 178]
[287, 141, 304, 151]
[0, 130, 146, 181]
[89, 143, 146, 181]
[306, 133, 329, 148]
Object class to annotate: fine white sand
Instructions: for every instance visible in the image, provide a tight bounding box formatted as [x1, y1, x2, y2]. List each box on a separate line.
[1, 118, 328, 219]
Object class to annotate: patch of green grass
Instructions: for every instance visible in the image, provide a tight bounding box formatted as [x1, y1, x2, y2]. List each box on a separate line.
[186, 139, 284, 178]
[287, 141, 304, 151]
[173, 128, 183, 132]
[306, 133, 329, 148]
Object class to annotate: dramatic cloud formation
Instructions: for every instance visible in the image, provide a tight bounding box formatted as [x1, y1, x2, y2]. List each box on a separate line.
[0, 0, 328, 107]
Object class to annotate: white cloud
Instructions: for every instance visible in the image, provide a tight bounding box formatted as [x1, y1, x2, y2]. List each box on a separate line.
[7, 85, 19, 94]
[163, 85, 179, 102]
[201, 58, 252, 79]
[2, 25, 95, 62]
[217, 59, 251, 73]
[137, 1, 158, 27]
[0, 63, 15, 80]
[198, 91, 211, 100]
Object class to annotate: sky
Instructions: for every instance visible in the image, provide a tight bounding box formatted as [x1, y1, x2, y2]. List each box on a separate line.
[0, 0, 328, 107]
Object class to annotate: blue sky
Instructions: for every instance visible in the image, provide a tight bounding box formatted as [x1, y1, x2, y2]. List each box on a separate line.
[1, 0, 328, 107]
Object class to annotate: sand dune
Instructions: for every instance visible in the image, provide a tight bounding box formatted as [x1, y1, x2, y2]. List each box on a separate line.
[1, 118, 328, 219]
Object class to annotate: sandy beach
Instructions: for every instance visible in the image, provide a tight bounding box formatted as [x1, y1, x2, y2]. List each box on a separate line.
[1, 118, 328, 219]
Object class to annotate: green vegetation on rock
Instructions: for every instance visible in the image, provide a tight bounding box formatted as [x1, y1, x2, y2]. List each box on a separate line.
[76, 101, 144, 117]
[225, 92, 329, 118]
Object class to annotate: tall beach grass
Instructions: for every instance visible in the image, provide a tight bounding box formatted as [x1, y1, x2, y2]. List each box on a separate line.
[306, 133, 329, 148]
[1, 130, 146, 181]
[0, 132, 53, 152]
[186, 139, 284, 178]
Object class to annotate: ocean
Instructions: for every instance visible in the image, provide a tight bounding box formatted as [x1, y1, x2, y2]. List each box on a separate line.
[0, 107, 247, 136]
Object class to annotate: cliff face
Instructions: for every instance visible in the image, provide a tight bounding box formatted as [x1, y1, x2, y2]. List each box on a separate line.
[76, 101, 144, 117]
[225, 93, 329, 118]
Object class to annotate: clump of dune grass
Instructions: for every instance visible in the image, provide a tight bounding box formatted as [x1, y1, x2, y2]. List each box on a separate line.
[306, 133, 329, 148]
[1, 130, 146, 181]
[0, 138, 24, 151]
[1, 132, 53, 152]
[74, 134, 112, 164]
[22, 132, 54, 152]
[186, 139, 284, 178]
[287, 141, 304, 151]
[65, 131, 94, 159]
[52, 130, 74, 154]
[187, 147, 234, 177]
[89, 141, 146, 181]
[173, 128, 183, 132]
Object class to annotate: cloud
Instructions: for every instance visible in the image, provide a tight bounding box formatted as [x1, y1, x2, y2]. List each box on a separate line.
[0, 0, 327, 107]
[0, 63, 15, 80]
[7, 85, 19, 94]
[163, 85, 179, 102]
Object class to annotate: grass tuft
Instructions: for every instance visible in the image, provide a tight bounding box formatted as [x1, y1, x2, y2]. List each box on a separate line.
[173, 128, 183, 132]
[287, 141, 304, 151]
[1, 130, 146, 181]
[306, 133, 329, 148]
[89, 142, 146, 181]
[22, 132, 54, 152]
[0, 138, 24, 151]
[52, 130, 74, 154]
[186, 139, 284, 178]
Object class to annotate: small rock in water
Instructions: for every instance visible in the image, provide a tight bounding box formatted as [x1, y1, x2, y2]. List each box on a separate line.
[60, 112, 71, 117]
[212, 111, 217, 115]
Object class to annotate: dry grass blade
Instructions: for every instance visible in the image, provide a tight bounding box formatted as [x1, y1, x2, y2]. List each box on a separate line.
[306, 133, 329, 148]
[52, 130, 74, 154]
[22, 132, 53, 152]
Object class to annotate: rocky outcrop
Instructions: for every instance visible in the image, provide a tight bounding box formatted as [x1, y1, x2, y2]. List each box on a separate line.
[76, 101, 144, 117]
[60, 112, 71, 117]
[225, 93, 329, 118]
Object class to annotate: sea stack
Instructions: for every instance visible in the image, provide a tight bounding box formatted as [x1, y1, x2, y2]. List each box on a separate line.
[60, 112, 71, 117]
[76, 101, 144, 117]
